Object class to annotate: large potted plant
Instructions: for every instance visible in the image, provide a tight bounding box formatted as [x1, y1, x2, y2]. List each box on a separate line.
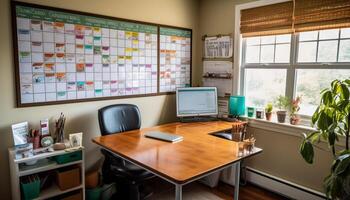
[275, 95, 289, 123]
[300, 79, 350, 200]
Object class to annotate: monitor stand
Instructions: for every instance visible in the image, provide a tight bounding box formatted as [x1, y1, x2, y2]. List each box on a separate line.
[180, 116, 218, 123]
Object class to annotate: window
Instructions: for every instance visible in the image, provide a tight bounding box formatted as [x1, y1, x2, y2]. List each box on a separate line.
[243, 34, 291, 108]
[295, 69, 350, 115]
[241, 28, 350, 117]
[245, 35, 291, 64]
[245, 69, 286, 107]
[298, 29, 350, 63]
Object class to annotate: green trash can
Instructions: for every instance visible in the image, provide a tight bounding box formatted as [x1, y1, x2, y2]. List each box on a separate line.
[21, 179, 40, 200]
[86, 187, 102, 200]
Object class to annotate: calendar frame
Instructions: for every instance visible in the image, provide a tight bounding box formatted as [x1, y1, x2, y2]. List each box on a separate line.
[11, 1, 192, 107]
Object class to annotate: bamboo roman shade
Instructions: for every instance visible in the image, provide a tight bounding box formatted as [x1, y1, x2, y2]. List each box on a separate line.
[240, 1, 294, 37]
[294, 0, 350, 32]
[241, 0, 350, 37]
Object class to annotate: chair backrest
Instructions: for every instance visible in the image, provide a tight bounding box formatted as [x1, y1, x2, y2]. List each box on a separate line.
[98, 104, 141, 136]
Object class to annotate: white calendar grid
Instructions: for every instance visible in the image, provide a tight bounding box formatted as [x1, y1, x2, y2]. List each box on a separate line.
[17, 18, 158, 103]
[159, 35, 191, 92]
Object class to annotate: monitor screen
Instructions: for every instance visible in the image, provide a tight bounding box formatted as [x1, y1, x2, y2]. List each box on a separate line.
[176, 87, 218, 117]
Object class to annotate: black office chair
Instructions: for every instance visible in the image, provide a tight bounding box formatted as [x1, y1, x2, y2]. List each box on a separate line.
[98, 104, 154, 200]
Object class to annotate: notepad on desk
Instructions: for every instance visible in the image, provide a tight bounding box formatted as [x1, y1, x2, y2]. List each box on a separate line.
[144, 131, 183, 143]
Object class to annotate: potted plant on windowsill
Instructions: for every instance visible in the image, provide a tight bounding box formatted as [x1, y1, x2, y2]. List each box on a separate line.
[290, 96, 301, 125]
[275, 95, 289, 123]
[300, 79, 350, 200]
[265, 103, 273, 121]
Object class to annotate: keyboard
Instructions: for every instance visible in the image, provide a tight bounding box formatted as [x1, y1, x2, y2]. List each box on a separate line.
[180, 117, 218, 123]
[144, 131, 183, 142]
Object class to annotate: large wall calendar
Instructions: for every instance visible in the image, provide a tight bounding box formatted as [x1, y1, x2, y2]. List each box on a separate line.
[159, 27, 191, 92]
[12, 2, 192, 107]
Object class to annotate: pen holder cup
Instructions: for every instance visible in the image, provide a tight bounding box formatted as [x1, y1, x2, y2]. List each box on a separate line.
[21, 178, 40, 200]
[28, 136, 40, 149]
[236, 141, 255, 157]
[243, 140, 255, 154]
[234, 142, 245, 157]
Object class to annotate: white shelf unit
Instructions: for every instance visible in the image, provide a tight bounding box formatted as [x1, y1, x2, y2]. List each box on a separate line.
[9, 148, 85, 200]
[34, 184, 83, 200]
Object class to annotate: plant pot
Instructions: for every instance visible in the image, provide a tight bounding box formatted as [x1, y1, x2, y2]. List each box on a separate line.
[290, 114, 300, 125]
[265, 112, 272, 121]
[276, 110, 287, 123]
[255, 110, 264, 119]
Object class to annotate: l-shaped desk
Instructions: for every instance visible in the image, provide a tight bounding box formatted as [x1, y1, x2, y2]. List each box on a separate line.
[93, 121, 262, 200]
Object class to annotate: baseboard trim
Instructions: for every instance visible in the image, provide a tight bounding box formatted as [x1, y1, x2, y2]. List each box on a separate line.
[245, 167, 327, 200]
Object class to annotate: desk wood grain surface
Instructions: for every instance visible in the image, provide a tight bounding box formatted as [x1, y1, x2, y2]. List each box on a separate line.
[92, 121, 262, 184]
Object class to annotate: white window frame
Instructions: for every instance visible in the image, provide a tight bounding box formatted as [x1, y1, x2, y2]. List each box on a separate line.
[234, 0, 350, 121]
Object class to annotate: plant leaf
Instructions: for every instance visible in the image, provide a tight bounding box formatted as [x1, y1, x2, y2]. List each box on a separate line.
[306, 131, 321, 143]
[331, 176, 343, 199]
[322, 91, 333, 105]
[328, 131, 336, 146]
[344, 79, 350, 86]
[336, 82, 350, 101]
[340, 83, 350, 100]
[318, 111, 332, 130]
[331, 80, 340, 94]
[300, 140, 314, 164]
[334, 154, 350, 175]
[337, 99, 349, 111]
[324, 174, 333, 199]
[320, 88, 329, 95]
[312, 106, 320, 125]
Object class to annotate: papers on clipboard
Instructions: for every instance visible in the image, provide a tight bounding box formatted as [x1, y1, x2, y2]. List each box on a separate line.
[204, 35, 233, 58]
[218, 98, 230, 118]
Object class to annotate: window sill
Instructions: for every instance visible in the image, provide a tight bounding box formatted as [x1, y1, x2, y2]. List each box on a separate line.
[244, 117, 346, 147]
[245, 117, 315, 137]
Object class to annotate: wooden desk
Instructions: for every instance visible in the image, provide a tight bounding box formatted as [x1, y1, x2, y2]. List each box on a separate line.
[93, 121, 262, 200]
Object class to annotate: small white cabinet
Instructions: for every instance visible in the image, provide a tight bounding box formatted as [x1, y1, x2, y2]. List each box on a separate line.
[8, 148, 85, 200]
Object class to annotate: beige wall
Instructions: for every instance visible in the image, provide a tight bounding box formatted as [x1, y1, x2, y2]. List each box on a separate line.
[197, 0, 256, 83]
[246, 127, 333, 192]
[0, 0, 335, 197]
[199, 0, 255, 36]
[198, 0, 333, 193]
[0, 0, 200, 198]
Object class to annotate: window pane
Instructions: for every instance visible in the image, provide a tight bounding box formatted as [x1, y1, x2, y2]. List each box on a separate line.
[246, 37, 260, 45]
[296, 69, 350, 116]
[275, 44, 290, 63]
[246, 46, 260, 63]
[261, 35, 275, 44]
[260, 45, 274, 63]
[339, 39, 350, 62]
[319, 29, 339, 40]
[245, 69, 287, 107]
[299, 31, 318, 41]
[276, 34, 291, 43]
[341, 28, 350, 38]
[298, 42, 317, 62]
[317, 41, 338, 62]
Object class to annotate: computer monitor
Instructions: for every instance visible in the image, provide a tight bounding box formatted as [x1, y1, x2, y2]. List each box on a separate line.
[176, 87, 218, 117]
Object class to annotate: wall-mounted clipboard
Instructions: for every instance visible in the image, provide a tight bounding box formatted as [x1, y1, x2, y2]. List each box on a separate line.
[203, 34, 233, 59]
